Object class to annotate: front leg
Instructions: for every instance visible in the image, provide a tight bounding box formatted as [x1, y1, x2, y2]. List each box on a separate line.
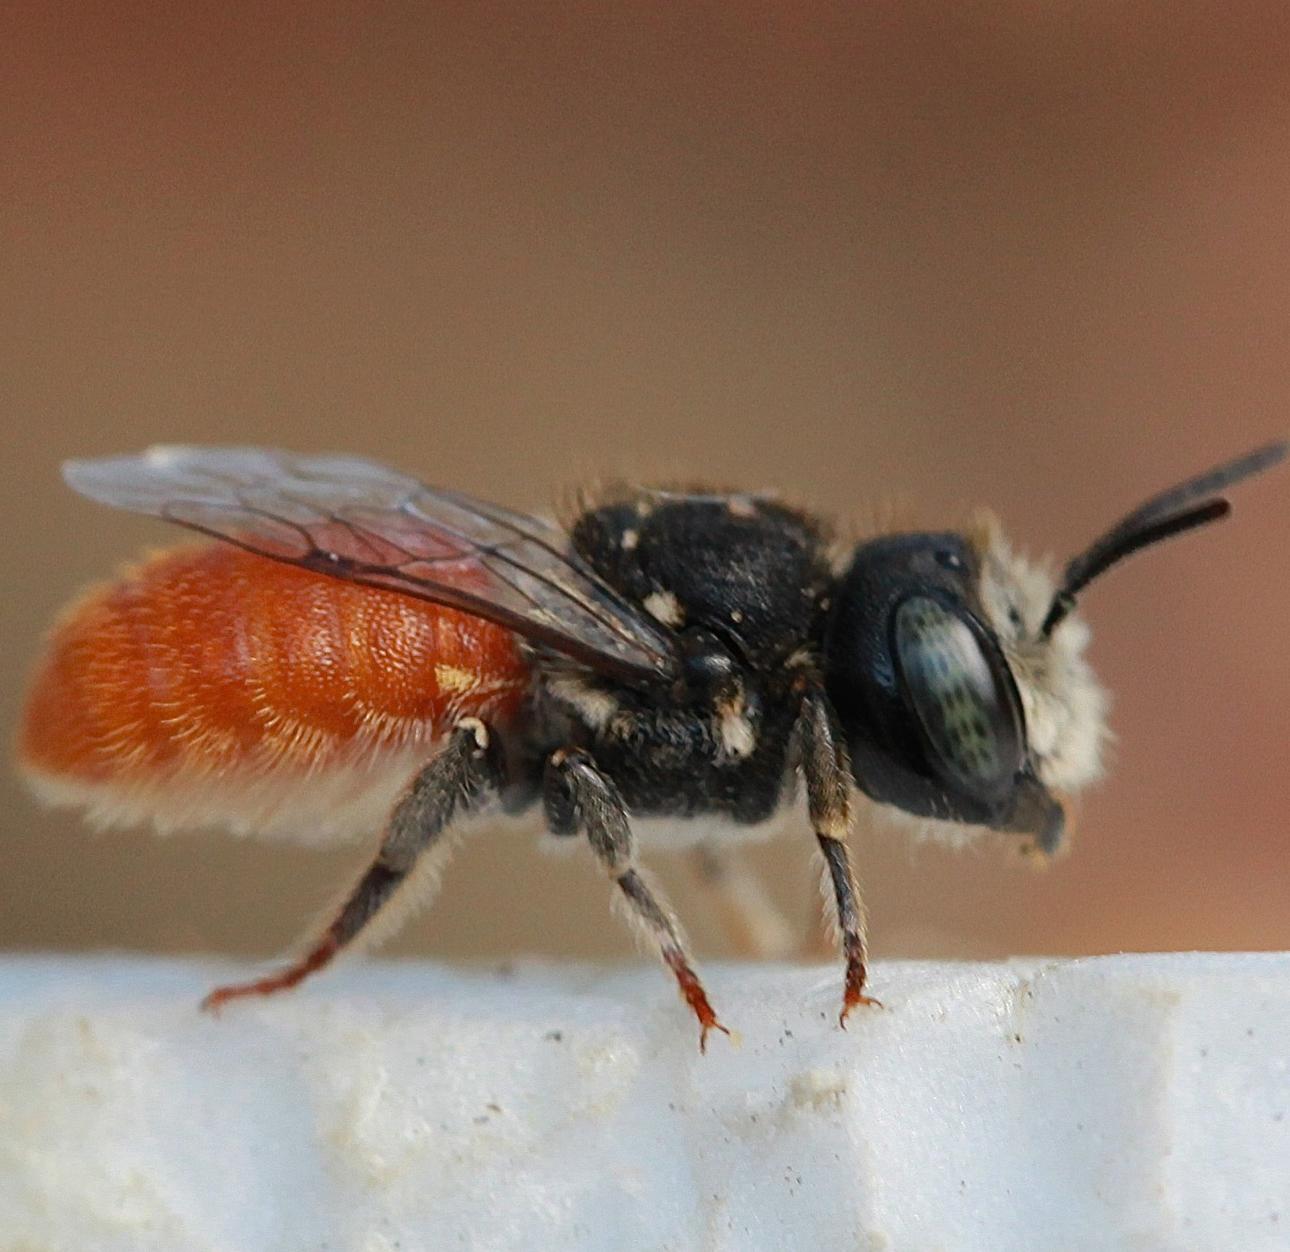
[544, 748, 730, 1051]
[796, 685, 882, 1025]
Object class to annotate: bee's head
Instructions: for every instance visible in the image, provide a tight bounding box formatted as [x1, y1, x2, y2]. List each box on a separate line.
[823, 442, 1286, 853]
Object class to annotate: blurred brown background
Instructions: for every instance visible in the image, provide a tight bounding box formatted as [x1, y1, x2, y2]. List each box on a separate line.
[4, 2, 1288, 968]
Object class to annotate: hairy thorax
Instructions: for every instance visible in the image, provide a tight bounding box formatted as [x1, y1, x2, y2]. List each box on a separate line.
[537, 487, 835, 824]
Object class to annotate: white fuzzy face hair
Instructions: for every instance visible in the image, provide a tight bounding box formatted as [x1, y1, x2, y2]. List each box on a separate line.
[965, 439, 1287, 804]
[969, 511, 1109, 797]
[865, 438, 1286, 854]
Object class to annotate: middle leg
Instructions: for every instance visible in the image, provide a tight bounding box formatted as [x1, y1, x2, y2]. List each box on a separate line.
[688, 842, 797, 959]
[544, 748, 730, 1051]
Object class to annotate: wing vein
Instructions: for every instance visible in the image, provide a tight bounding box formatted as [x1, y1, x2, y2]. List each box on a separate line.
[66, 446, 679, 684]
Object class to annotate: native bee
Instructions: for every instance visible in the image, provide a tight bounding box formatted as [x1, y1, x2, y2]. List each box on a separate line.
[17, 442, 1285, 1047]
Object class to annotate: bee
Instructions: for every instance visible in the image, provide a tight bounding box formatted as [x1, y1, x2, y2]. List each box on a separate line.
[17, 442, 1285, 1048]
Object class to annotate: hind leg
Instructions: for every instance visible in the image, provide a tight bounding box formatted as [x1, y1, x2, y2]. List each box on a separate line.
[202, 718, 502, 1011]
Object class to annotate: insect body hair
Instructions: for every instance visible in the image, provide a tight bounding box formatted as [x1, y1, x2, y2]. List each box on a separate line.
[969, 511, 1110, 796]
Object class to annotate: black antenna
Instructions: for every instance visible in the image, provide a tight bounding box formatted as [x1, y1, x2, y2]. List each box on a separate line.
[1040, 440, 1288, 638]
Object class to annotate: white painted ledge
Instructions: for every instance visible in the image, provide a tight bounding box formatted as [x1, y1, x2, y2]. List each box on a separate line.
[1, 954, 1287, 1251]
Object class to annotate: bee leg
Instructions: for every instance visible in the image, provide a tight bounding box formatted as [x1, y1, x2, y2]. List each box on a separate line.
[201, 717, 501, 1013]
[796, 686, 882, 1025]
[688, 843, 796, 959]
[544, 748, 730, 1052]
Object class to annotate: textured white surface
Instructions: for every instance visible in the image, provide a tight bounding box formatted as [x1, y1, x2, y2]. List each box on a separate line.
[1, 953, 1288, 1251]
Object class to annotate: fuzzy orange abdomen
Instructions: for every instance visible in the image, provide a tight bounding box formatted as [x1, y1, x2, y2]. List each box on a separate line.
[19, 545, 529, 840]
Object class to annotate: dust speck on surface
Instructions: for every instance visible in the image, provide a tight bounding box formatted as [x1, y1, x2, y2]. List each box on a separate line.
[787, 1068, 848, 1111]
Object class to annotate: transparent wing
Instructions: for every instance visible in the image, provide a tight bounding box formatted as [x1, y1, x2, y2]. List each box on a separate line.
[64, 446, 679, 683]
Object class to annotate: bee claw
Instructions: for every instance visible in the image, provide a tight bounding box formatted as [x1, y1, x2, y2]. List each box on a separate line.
[698, 1018, 733, 1054]
[839, 994, 884, 1029]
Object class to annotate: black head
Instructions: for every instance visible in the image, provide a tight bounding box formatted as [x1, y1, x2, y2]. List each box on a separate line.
[823, 441, 1286, 852]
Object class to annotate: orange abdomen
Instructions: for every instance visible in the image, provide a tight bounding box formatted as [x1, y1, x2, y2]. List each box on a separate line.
[19, 545, 529, 840]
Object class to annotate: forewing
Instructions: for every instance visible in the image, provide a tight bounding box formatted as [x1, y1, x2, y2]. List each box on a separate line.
[64, 446, 679, 682]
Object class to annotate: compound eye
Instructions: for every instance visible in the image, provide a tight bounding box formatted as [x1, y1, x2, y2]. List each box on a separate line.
[893, 595, 1024, 799]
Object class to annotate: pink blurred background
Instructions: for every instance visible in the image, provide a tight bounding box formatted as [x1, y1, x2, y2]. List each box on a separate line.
[3, 1, 1288, 967]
